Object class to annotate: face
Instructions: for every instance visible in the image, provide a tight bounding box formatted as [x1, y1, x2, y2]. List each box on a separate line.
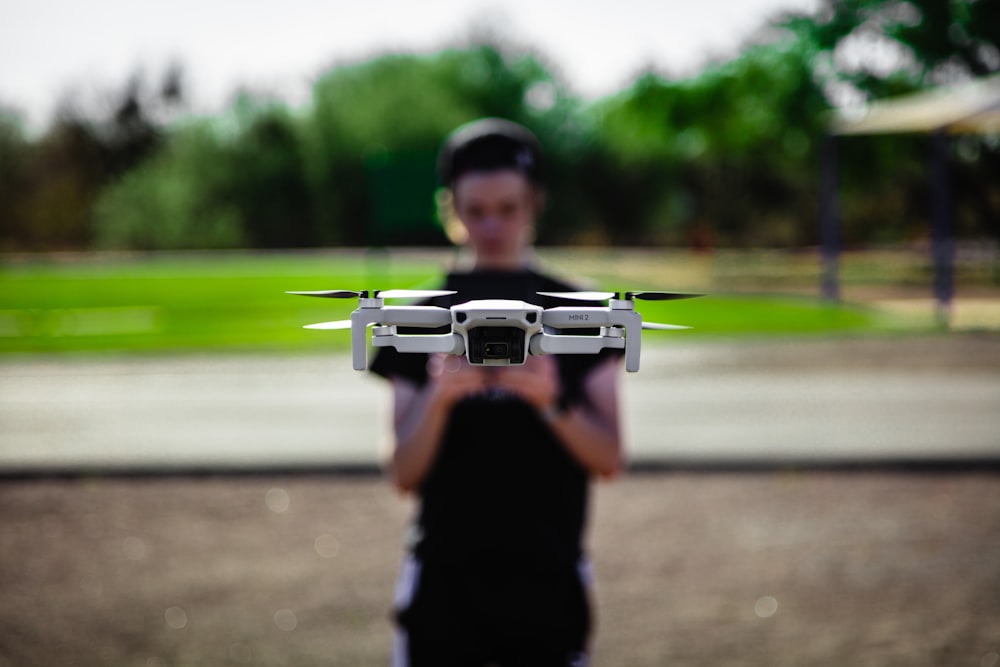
[451, 170, 539, 269]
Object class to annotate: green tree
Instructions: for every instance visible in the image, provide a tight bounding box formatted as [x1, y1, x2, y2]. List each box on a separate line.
[780, 0, 999, 99]
[93, 44, 578, 250]
[9, 116, 105, 250]
[0, 109, 29, 251]
[94, 94, 319, 250]
[779, 0, 1000, 242]
[302, 43, 579, 246]
[93, 120, 245, 250]
[0, 67, 186, 251]
[589, 35, 829, 246]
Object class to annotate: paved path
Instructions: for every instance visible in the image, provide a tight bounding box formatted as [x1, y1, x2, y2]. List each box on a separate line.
[2, 336, 998, 473]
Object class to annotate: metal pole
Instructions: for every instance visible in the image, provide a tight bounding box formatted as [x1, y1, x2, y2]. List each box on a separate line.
[930, 129, 955, 327]
[819, 133, 842, 301]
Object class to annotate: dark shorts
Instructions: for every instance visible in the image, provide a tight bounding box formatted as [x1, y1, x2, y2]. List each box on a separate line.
[392, 555, 592, 667]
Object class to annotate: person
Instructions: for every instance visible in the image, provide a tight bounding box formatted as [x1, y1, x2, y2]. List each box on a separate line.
[370, 118, 623, 667]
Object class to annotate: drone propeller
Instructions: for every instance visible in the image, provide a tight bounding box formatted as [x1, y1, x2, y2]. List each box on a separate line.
[287, 290, 364, 299]
[304, 320, 353, 330]
[537, 291, 616, 302]
[287, 289, 456, 300]
[642, 322, 691, 330]
[376, 289, 457, 299]
[539, 290, 703, 302]
[625, 291, 703, 301]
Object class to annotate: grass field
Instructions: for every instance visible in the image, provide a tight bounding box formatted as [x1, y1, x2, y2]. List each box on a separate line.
[0, 249, 933, 356]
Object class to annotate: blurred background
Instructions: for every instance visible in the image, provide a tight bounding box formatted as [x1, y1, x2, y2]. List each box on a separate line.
[1, 0, 998, 254]
[1, 1, 999, 665]
[1, 0, 999, 350]
[2, 0, 999, 466]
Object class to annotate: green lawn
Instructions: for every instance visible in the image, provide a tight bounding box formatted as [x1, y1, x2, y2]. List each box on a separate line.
[0, 251, 908, 356]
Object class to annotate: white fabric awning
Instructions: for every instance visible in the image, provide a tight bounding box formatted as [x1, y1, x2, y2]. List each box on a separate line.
[830, 74, 1000, 135]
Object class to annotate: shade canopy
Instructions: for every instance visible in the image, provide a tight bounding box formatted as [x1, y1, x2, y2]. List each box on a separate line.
[830, 74, 1000, 136]
[817, 76, 1000, 322]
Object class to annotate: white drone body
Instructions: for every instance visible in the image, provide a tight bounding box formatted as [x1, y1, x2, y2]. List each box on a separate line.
[288, 289, 698, 373]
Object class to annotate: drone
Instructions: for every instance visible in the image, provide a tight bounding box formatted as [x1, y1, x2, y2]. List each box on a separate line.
[288, 289, 701, 372]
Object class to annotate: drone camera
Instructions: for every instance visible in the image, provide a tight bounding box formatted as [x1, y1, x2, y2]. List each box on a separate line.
[485, 342, 508, 358]
[467, 326, 525, 364]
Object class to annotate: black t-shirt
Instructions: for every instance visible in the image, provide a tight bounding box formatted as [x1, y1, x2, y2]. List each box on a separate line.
[370, 268, 620, 571]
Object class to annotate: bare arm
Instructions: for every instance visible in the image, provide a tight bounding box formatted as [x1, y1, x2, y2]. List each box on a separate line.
[388, 353, 624, 492]
[388, 356, 486, 493]
[549, 356, 625, 477]
[493, 355, 624, 478]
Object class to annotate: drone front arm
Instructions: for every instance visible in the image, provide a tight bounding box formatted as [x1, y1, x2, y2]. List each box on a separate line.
[528, 333, 626, 356]
[372, 332, 465, 356]
[376, 305, 453, 327]
[541, 307, 619, 329]
[542, 307, 643, 371]
[349, 305, 452, 370]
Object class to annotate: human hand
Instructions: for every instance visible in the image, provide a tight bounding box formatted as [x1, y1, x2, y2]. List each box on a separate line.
[491, 355, 561, 412]
[426, 354, 488, 410]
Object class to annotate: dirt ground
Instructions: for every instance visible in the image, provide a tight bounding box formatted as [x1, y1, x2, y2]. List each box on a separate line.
[1, 470, 998, 667]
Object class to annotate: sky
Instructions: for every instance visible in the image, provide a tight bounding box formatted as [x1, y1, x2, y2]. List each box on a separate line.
[0, 0, 819, 129]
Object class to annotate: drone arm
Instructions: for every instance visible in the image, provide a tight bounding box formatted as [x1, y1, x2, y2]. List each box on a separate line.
[541, 307, 617, 328]
[350, 310, 377, 370]
[348, 305, 453, 370]
[373, 333, 465, 356]
[540, 308, 643, 372]
[377, 305, 453, 328]
[529, 333, 625, 356]
[624, 324, 641, 373]
[619, 310, 643, 372]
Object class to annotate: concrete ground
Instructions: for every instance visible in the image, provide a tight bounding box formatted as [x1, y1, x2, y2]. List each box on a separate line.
[2, 334, 998, 474]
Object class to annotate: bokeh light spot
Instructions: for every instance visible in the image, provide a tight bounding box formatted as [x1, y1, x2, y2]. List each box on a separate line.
[164, 606, 188, 629]
[525, 81, 557, 112]
[265, 488, 290, 513]
[314, 533, 340, 559]
[754, 595, 778, 618]
[274, 609, 298, 631]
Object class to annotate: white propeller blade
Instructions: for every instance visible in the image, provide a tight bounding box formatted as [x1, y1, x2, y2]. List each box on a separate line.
[537, 291, 616, 301]
[642, 322, 690, 330]
[627, 291, 703, 301]
[377, 289, 457, 299]
[287, 290, 361, 298]
[304, 320, 353, 330]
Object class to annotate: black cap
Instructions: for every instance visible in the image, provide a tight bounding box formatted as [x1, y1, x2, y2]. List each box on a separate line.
[437, 118, 543, 187]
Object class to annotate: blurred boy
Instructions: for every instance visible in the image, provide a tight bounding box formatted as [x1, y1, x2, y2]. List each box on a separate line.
[370, 118, 623, 667]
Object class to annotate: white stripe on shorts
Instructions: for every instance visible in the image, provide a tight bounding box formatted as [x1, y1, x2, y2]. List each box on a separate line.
[391, 555, 422, 667]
